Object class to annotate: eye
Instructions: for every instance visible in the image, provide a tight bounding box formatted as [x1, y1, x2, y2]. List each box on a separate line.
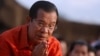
[38, 22, 44, 27]
[49, 24, 55, 29]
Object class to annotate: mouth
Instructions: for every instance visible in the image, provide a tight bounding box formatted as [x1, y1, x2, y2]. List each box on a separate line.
[36, 34, 47, 41]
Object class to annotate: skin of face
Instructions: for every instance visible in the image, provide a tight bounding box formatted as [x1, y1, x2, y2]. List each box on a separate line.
[28, 9, 57, 44]
[69, 45, 88, 56]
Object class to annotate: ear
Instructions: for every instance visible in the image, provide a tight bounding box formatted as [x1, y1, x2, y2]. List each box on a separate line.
[26, 16, 31, 23]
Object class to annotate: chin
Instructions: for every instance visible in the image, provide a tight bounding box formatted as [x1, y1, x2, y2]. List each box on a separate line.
[35, 39, 43, 44]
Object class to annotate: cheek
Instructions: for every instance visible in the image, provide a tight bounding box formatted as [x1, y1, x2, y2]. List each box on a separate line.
[69, 51, 76, 56]
[30, 24, 39, 36]
[72, 52, 77, 56]
[31, 23, 40, 31]
[49, 30, 54, 35]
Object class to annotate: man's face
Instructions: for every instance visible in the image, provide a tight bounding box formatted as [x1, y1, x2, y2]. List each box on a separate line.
[29, 9, 57, 44]
[69, 45, 88, 56]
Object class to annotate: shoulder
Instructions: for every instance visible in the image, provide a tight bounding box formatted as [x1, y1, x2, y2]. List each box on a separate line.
[1, 25, 22, 38]
[0, 25, 27, 42]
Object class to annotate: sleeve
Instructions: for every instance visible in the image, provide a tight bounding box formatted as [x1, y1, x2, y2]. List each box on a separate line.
[0, 35, 12, 56]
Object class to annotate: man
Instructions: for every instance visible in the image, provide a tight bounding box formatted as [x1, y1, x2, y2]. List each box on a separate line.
[67, 40, 89, 56]
[0, 1, 62, 56]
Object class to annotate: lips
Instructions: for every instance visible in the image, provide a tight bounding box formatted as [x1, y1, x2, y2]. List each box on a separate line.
[36, 34, 47, 40]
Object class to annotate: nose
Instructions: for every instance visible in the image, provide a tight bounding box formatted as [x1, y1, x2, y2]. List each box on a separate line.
[40, 27, 48, 33]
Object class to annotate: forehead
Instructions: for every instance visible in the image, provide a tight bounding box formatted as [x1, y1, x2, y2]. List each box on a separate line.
[36, 9, 57, 23]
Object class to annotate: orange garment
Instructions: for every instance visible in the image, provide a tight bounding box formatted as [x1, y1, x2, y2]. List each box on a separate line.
[0, 25, 62, 56]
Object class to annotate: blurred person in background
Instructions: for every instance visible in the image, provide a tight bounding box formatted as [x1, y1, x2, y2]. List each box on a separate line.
[67, 40, 89, 56]
[58, 37, 68, 56]
[61, 41, 67, 56]
[91, 32, 100, 48]
[88, 46, 95, 56]
[0, 1, 62, 56]
[94, 44, 100, 56]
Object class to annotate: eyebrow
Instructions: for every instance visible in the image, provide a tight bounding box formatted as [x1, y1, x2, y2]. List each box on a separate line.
[37, 20, 44, 22]
[37, 20, 45, 24]
[37, 19, 56, 24]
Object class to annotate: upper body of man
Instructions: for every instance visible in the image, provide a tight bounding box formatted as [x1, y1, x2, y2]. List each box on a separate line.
[0, 1, 62, 56]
